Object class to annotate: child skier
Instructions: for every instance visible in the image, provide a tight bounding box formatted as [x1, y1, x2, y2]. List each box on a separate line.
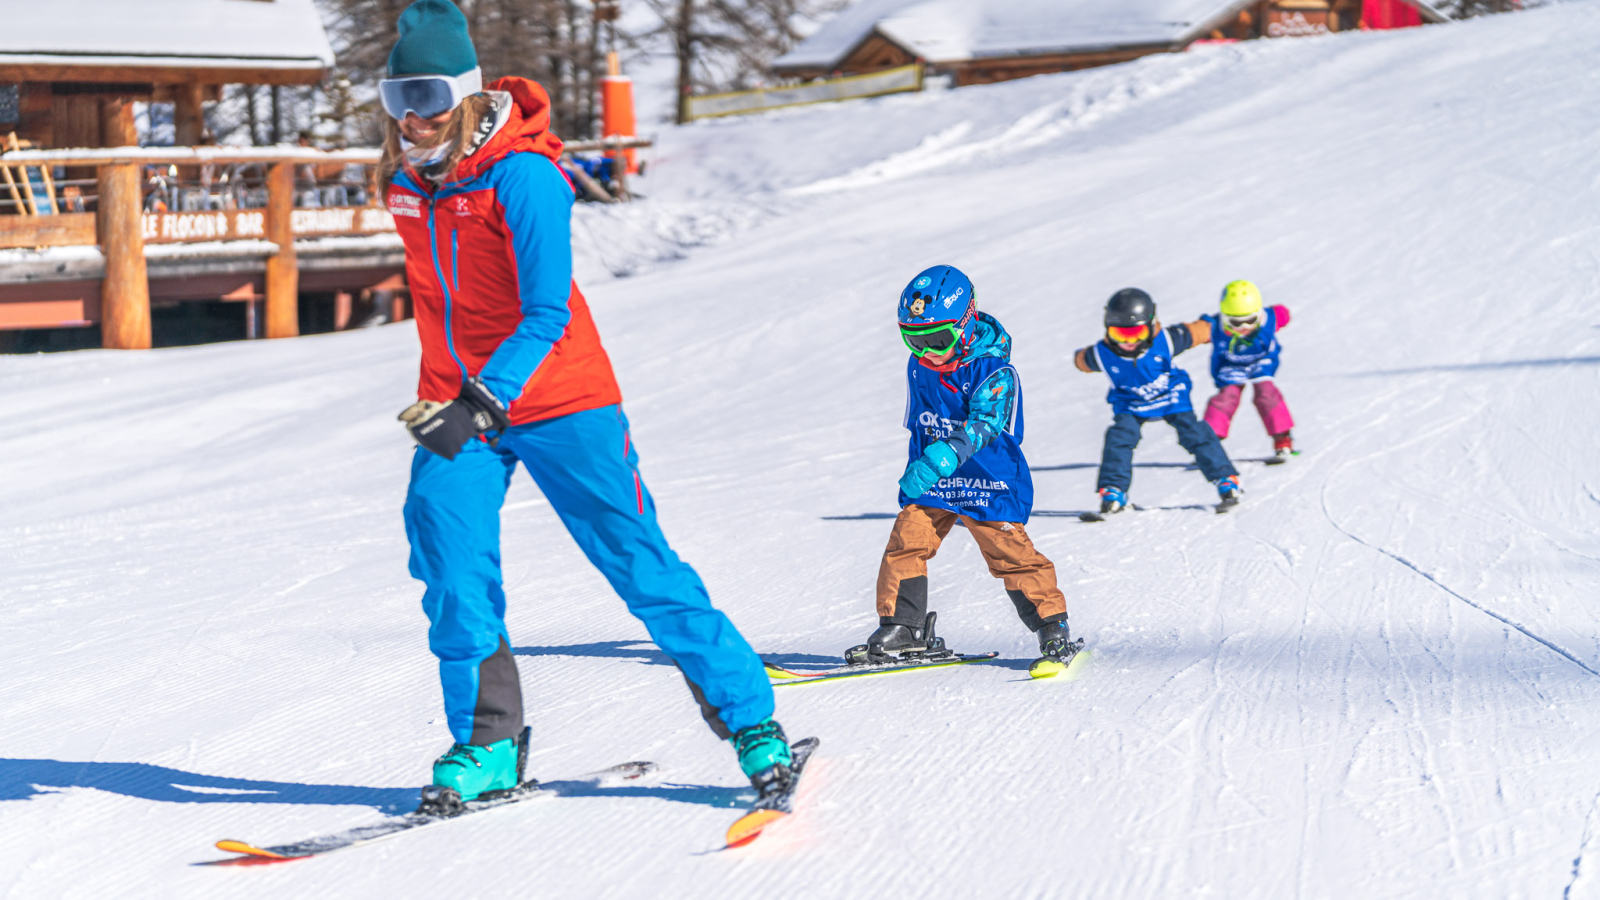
[1199, 280, 1296, 459]
[860, 265, 1079, 677]
[1072, 288, 1242, 516]
[378, 0, 792, 811]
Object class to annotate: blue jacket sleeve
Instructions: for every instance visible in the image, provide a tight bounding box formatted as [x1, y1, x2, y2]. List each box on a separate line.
[476, 153, 575, 406]
[942, 366, 1018, 466]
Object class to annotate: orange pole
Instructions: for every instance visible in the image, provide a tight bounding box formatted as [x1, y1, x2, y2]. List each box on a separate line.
[600, 52, 637, 174]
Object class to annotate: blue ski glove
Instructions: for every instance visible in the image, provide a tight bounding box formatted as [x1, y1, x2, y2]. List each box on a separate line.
[898, 441, 960, 498]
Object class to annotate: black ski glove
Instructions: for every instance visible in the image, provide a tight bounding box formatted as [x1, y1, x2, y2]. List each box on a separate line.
[398, 378, 512, 460]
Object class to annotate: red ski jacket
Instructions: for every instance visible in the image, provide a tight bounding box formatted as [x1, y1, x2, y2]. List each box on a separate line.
[387, 77, 621, 426]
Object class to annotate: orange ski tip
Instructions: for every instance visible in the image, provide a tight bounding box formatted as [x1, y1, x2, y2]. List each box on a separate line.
[725, 809, 787, 848]
[216, 840, 288, 859]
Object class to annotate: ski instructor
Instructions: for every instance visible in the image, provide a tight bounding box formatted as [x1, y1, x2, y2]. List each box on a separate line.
[379, 0, 792, 808]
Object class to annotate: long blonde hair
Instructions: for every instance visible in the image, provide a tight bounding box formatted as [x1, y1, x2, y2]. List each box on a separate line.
[378, 93, 496, 190]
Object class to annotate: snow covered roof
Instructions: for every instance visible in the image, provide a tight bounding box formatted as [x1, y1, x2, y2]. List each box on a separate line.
[774, 0, 1447, 71]
[0, 0, 334, 73]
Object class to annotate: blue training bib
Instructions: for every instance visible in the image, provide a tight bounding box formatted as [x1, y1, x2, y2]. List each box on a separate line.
[900, 355, 1033, 522]
[1202, 308, 1282, 387]
[1093, 328, 1193, 417]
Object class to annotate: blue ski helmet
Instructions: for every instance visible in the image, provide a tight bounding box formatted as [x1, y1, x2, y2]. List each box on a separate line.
[897, 265, 977, 355]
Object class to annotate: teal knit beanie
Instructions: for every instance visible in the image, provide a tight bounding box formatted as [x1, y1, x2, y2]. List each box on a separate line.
[387, 0, 478, 78]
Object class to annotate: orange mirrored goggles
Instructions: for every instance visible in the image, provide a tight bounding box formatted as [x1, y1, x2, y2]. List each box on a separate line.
[1107, 324, 1150, 344]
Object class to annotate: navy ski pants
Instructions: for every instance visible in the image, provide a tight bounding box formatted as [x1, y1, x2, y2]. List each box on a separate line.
[1097, 411, 1237, 492]
[403, 404, 774, 746]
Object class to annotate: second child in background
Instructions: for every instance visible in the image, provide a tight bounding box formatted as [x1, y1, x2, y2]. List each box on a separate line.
[1200, 280, 1297, 461]
[1073, 288, 1242, 518]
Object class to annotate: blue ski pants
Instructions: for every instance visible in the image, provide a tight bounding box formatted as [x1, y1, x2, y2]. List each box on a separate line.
[403, 404, 774, 745]
[1097, 411, 1238, 492]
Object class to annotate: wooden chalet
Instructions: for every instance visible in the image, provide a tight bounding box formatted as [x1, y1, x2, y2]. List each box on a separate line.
[772, 0, 1452, 87]
[0, 0, 405, 351]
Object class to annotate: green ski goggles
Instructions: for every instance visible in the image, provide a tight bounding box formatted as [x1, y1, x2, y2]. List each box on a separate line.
[900, 321, 962, 357]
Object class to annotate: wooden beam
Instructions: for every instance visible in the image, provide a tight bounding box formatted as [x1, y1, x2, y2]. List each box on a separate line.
[0, 212, 97, 249]
[0, 62, 325, 86]
[0, 280, 101, 330]
[148, 274, 264, 303]
[0, 158, 24, 214]
[99, 97, 138, 146]
[16, 84, 53, 146]
[565, 163, 615, 203]
[173, 83, 206, 182]
[51, 94, 102, 150]
[333, 291, 352, 330]
[1, 147, 383, 165]
[173, 83, 206, 146]
[96, 162, 151, 349]
[263, 161, 299, 339]
[0, 298, 97, 330]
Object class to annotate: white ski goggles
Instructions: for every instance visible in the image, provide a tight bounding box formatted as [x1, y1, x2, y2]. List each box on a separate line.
[1222, 313, 1262, 335]
[379, 68, 483, 121]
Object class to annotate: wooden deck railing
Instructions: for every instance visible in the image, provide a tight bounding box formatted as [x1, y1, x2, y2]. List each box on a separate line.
[0, 137, 651, 348]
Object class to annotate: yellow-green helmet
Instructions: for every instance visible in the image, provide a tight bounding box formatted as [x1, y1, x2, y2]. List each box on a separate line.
[1219, 280, 1262, 318]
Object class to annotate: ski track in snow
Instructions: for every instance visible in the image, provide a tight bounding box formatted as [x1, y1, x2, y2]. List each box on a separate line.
[7, 4, 1600, 898]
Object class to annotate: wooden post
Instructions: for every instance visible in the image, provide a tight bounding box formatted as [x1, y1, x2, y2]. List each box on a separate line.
[4, 133, 37, 215]
[333, 290, 352, 330]
[263, 161, 299, 338]
[173, 83, 205, 184]
[564, 158, 615, 203]
[606, 138, 629, 201]
[99, 96, 137, 146]
[97, 162, 152, 349]
[173, 83, 205, 146]
[0, 163, 23, 213]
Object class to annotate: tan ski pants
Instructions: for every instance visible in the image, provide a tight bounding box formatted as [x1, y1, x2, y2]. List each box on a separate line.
[875, 504, 1067, 631]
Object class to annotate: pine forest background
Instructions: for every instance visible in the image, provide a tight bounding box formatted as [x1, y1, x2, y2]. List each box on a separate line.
[153, 0, 1526, 150]
[165, 0, 845, 150]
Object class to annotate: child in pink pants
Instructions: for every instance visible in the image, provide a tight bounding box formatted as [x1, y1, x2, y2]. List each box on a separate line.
[1199, 281, 1295, 457]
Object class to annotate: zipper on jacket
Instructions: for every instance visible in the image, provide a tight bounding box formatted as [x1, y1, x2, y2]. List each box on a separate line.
[426, 197, 469, 381]
[451, 229, 460, 293]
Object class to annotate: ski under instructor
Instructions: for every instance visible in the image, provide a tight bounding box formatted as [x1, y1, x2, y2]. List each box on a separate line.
[378, 0, 792, 809]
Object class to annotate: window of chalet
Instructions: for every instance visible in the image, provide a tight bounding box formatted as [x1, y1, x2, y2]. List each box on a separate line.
[0, 85, 18, 126]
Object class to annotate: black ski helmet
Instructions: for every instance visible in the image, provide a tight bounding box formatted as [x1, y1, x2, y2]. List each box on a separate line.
[1104, 288, 1156, 329]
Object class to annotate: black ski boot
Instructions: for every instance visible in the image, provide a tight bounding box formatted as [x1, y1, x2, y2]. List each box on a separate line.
[1029, 620, 1086, 679]
[844, 612, 950, 665]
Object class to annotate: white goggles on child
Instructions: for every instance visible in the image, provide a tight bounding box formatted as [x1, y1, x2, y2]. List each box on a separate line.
[1223, 313, 1261, 335]
[379, 67, 483, 120]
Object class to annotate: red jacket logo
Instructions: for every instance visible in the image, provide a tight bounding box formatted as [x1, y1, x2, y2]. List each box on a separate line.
[453, 195, 472, 217]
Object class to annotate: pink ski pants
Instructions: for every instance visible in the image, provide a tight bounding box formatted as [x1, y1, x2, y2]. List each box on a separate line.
[1203, 380, 1294, 439]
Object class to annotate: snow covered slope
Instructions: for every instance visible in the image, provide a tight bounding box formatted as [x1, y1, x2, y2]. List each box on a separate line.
[6, 5, 1600, 897]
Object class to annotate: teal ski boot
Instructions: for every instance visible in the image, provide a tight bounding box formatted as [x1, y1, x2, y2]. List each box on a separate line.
[417, 726, 530, 816]
[732, 718, 794, 800]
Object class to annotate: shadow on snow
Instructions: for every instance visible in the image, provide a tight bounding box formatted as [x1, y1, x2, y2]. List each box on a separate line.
[541, 778, 751, 810]
[0, 759, 753, 814]
[0, 758, 419, 813]
[1347, 355, 1600, 375]
[1032, 461, 1196, 472]
[513, 639, 674, 666]
[515, 640, 839, 670]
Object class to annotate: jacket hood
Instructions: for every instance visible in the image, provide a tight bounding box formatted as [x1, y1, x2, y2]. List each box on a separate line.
[918, 311, 1010, 371]
[453, 77, 565, 181]
[965, 313, 1011, 362]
